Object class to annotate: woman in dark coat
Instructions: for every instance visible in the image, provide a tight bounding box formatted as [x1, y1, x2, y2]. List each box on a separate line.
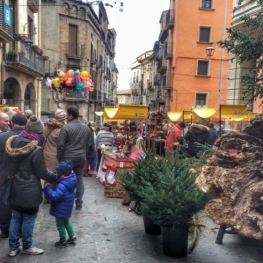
[183, 120, 212, 157]
[4, 115, 57, 257]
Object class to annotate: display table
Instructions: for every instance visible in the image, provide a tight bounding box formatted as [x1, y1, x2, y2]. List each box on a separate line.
[97, 154, 133, 198]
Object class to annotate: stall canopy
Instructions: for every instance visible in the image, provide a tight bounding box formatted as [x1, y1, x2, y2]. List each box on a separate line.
[168, 105, 254, 123]
[104, 104, 148, 121]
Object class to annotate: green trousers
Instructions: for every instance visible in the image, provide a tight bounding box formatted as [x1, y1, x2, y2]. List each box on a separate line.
[55, 218, 74, 242]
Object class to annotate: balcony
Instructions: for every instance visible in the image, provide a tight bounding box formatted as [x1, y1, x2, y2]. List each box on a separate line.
[164, 42, 173, 60]
[165, 9, 174, 30]
[105, 67, 111, 80]
[90, 51, 97, 65]
[157, 57, 167, 73]
[6, 45, 45, 77]
[63, 89, 87, 102]
[27, 0, 39, 13]
[158, 29, 168, 43]
[163, 71, 171, 91]
[97, 55, 103, 68]
[0, 1, 14, 42]
[65, 42, 84, 60]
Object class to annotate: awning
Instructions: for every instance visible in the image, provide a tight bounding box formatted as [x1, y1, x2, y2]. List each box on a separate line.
[192, 108, 217, 119]
[104, 104, 148, 121]
[219, 104, 247, 119]
[167, 111, 183, 122]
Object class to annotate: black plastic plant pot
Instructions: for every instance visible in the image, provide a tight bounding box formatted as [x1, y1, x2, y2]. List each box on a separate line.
[142, 213, 162, 235]
[161, 225, 188, 258]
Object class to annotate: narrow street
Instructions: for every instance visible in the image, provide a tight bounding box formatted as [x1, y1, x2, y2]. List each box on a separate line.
[0, 176, 262, 263]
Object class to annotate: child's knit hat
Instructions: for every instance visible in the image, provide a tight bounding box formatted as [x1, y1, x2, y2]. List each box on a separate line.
[56, 159, 73, 177]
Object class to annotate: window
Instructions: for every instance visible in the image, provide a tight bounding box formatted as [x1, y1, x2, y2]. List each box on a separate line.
[71, 5, 77, 17]
[199, 27, 211, 42]
[79, 8, 85, 19]
[197, 60, 209, 76]
[201, 0, 212, 8]
[196, 93, 207, 108]
[62, 4, 69, 15]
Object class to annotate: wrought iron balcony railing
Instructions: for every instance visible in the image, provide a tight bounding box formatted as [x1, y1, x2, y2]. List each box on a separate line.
[164, 42, 173, 60]
[65, 42, 84, 59]
[6, 43, 45, 76]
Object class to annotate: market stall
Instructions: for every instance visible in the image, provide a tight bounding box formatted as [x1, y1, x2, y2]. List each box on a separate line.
[96, 104, 148, 198]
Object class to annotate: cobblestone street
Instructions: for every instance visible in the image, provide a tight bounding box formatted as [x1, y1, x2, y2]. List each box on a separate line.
[0, 176, 263, 263]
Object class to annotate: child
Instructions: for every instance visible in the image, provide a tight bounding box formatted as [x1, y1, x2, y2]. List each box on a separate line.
[44, 159, 77, 248]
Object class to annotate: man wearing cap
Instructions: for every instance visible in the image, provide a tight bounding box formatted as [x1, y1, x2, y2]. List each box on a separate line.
[0, 114, 27, 238]
[57, 107, 91, 210]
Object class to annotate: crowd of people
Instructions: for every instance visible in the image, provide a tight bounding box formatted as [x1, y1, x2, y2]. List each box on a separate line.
[0, 106, 222, 257]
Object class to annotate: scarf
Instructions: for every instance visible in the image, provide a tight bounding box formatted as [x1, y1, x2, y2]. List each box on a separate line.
[19, 130, 45, 147]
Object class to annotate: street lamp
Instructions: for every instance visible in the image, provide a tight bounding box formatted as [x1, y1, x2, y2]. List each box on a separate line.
[206, 46, 215, 58]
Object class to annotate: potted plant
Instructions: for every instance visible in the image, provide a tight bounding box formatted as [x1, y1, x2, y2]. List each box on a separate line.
[119, 151, 164, 235]
[140, 147, 211, 258]
[43, 55, 49, 60]
[7, 50, 17, 61]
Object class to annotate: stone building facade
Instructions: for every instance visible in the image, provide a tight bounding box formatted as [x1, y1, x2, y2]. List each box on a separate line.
[41, 0, 117, 122]
[0, 0, 44, 116]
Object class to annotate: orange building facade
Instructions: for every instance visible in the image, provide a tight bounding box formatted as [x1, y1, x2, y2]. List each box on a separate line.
[166, 0, 233, 112]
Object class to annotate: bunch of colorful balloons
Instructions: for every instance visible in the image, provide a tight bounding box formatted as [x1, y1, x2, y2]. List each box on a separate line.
[45, 69, 94, 97]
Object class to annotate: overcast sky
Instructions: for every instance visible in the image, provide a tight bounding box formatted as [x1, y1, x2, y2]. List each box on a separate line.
[101, 0, 170, 90]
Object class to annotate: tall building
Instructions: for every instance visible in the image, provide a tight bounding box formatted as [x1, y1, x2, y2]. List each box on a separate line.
[157, 0, 233, 112]
[229, 0, 262, 112]
[41, 0, 117, 121]
[0, 0, 44, 115]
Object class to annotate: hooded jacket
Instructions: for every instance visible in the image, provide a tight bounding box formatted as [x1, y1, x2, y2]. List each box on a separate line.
[184, 123, 211, 157]
[43, 118, 66, 172]
[4, 135, 57, 214]
[44, 174, 77, 219]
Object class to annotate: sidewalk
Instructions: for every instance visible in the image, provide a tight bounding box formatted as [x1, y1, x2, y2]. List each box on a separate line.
[0, 176, 262, 263]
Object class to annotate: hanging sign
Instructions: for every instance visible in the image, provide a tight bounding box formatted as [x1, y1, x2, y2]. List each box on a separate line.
[4, 3, 11, 26]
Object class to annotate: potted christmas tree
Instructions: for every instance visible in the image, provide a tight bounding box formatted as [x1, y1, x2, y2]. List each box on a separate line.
[119, 151, 164, 235]
[140, 147, 211, 258]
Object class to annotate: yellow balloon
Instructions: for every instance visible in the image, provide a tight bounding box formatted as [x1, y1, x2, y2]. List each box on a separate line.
[52, 78, 61, 89]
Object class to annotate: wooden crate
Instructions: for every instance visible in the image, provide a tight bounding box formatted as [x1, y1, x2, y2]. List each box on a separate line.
[104, 167, 132, 198]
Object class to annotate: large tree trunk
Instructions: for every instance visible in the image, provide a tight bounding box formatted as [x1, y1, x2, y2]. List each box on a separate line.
[196, 115, 263, 240]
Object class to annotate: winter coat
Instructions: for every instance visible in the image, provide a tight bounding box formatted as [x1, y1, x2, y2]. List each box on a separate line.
[4, 135, 57, 214]
[96, 130, 114, 149]
[0, 127, 25, 200]
[184, 123, 212, 157]
[44, 174, 77, 219]
[210, 127, 218, 145]
[165, 124, 182, 150]
[86, 126, 95, 159]
[43, 118, 66, 172]
[57, 119, 91, 162]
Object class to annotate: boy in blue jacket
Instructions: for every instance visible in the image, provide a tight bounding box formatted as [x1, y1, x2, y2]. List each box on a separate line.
[44, 159, 77, 248]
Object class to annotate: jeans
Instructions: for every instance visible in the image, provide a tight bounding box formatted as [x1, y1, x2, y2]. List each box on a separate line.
[56, 218, 74, 242]
[90, 150, 98, 171]
[0, 179, 12, 233]
[65, 158, 85, 207]
[9, 210, 37, 251]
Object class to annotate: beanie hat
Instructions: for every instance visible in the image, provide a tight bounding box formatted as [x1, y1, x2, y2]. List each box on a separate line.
[26, 115, 44, 134]
[2, 107, 16, 119]
[55, 109, 67, 121]
[56, 159, 73, 177]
